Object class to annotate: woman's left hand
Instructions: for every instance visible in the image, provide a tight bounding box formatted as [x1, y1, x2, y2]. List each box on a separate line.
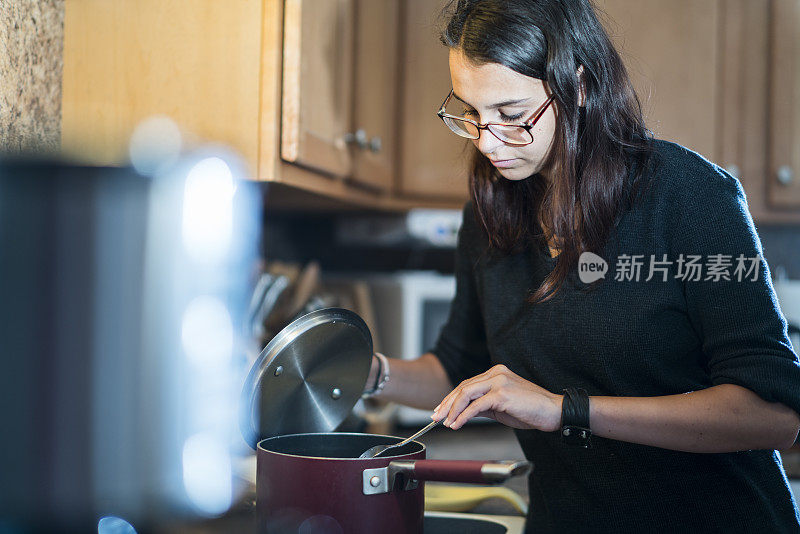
[432, 364, 563, 431]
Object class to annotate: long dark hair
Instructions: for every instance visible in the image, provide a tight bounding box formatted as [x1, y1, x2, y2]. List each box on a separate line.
[441, 0, 653, 303]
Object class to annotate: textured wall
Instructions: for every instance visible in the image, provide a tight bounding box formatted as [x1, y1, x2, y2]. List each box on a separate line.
[0, 0, 64, 154]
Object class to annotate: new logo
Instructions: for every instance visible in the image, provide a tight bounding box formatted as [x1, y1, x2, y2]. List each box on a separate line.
[578, 252, 608, 284]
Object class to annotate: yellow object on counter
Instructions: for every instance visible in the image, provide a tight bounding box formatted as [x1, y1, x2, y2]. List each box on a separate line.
[424, 484, 528, 516]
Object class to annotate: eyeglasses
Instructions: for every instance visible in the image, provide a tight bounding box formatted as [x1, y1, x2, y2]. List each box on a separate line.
[436, 89, 555, 146]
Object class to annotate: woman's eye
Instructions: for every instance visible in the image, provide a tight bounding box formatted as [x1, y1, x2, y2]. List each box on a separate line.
[500, 111, 525, 122]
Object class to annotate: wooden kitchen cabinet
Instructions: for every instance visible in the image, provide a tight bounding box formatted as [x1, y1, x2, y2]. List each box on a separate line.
[62, 0, 411, 207]
[275, 0, 470, 207]
[61, 0, 264, 168]
[60, 1, 800, 216]
[279, 0, 408, 198]
[349, 0, 401, 191]
[768, 0, 800, 209]
[712, 0, 800, 221]
[281, 0, 354, 179]
[716, 0, 770, 218]
[396, 0, 471, 202]
[597, 0, 800, 222]
[596, 0, 722, 164]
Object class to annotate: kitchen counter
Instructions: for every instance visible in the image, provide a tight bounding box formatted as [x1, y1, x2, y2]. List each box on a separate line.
[154, 500, 525, 534]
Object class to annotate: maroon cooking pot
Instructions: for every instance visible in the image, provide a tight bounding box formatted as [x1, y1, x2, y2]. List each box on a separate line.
[241, 308, 532, 534]
[256, 432, 529, 534]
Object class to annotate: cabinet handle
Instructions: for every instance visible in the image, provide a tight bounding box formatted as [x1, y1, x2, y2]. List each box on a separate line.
[345, 129, 368, 149]
[369, 136, 382, 153]
[777, 166, 794, 186]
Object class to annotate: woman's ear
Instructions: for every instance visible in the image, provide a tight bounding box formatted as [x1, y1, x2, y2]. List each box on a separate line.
[577, 65, 587, 107]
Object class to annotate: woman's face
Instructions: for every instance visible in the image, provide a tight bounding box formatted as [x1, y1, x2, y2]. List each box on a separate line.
[448, 48, 558, 181]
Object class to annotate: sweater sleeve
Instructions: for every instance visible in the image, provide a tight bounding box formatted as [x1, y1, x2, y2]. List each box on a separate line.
[673, 166, 800, 416]
[430, 203, 492, 388]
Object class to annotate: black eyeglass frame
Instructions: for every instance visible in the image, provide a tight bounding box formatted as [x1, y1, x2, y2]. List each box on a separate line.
[436, 89, 556, 146]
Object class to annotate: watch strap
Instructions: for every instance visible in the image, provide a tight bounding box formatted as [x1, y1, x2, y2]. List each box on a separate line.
[561, 387, 591, 448]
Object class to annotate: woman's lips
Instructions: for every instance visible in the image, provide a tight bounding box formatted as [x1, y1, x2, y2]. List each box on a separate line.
[489, 158, 519, 169]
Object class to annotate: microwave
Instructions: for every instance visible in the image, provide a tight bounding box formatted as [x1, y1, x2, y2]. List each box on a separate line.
[365, 271, 456, 425]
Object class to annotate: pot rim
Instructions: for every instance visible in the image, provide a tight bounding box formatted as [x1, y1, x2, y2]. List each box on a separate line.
[256, 432, 426, 461]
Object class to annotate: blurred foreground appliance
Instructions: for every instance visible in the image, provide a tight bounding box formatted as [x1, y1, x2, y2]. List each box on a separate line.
[0, 157, 260, 531]
[366, 272, 456, 425]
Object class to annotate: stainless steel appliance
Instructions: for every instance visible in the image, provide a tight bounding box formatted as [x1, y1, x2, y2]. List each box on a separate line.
[0, 156, 260, 531]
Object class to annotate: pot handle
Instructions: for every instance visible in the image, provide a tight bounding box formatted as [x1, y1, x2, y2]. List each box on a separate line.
[389, 459, 531, 484]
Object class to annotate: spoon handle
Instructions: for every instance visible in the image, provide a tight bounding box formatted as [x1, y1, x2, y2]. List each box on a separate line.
[397, 419, 441, 447]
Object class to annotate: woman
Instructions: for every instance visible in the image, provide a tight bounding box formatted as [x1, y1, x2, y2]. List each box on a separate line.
[362, 0, 800, 532]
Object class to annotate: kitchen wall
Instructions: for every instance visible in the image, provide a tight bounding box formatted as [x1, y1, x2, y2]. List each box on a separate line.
[0, 0, 64, 154]
[262, 212, 456, 274]
[264, 214, 800, 280]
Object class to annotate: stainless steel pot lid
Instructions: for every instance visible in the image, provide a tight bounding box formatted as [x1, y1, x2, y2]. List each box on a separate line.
[240, 307, 373, 448]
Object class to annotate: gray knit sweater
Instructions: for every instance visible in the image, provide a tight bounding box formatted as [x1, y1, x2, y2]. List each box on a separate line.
[432, 139, 800, 532]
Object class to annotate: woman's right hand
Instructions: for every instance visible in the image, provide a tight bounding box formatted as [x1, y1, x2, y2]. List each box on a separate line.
[432, 364, 562, 431]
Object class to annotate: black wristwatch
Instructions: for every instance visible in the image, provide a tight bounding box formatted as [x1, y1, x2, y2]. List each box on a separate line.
[561, 387, 592, 448]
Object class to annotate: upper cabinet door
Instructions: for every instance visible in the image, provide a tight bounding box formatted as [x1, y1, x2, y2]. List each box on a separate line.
[349, 0, 400, 191]
[397, 0, 470, 202]
[281, 0, 355, 177]
[716, 0, 769, 209]
[61, 0, 263, 167]
[768, 0, 800, 207]
[596, 0, 722, 160]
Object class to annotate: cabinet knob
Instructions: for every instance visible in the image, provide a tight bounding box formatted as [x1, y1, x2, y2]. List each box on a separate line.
[345, 129, 368, 149]
[777, 165, 794, 186]
[369, 136, 382, 153]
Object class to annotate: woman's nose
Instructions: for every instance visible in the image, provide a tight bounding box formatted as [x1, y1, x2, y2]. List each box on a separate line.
[474, 128, 504, 156]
